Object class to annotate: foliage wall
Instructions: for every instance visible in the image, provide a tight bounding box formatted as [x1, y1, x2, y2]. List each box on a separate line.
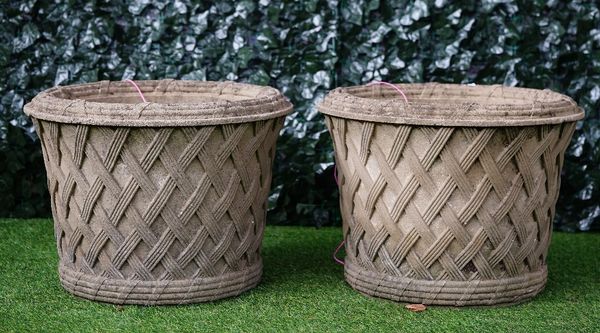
[1, 0, 598, 231]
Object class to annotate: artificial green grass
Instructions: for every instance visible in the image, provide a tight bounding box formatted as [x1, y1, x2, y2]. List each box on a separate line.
[0, 219, 598, 332]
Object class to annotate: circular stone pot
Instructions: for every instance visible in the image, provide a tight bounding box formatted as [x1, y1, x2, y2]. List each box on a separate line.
[24, 80, 292, 305]
[318, 83, 583, 306]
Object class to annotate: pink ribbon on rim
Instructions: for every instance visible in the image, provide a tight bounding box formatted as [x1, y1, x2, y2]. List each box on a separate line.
[124, 79, 148, 103]
[366, 80, 409, 103]
[332, 81, 409, 266]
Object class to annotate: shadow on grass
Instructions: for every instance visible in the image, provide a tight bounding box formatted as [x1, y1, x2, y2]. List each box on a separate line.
[539, 232, 599, 303]
[258, 227, 345, 290]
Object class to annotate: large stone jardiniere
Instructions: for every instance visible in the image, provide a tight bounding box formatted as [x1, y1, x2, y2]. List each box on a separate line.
[319, 83, 583, 306]
[24, 80, 292, 305]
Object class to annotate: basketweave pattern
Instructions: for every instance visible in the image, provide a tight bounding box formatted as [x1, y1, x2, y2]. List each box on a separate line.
[35, 118, 283, 282]
[326, 116, 576, 281]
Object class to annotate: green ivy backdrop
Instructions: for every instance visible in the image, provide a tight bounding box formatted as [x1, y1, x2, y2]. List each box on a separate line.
[1, 0, 598, 231]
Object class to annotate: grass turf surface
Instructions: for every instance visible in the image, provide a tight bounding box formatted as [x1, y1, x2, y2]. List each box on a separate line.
[0, 219, 598, 332]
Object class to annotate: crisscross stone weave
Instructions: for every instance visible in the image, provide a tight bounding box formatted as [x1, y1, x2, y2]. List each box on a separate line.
[326, 117, 576, 306]
[33, 118, 283, 304]
[320, 83, 583, 306]
[25, 80, 291, 305]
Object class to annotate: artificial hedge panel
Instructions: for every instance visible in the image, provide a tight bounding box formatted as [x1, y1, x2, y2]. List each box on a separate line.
[1, 0, 598, 230]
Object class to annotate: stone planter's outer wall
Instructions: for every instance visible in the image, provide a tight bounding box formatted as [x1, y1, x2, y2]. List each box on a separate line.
[25, 80, 292, 304]
[319, 83, 583, 305]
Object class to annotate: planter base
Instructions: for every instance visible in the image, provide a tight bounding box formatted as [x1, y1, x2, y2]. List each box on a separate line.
[345, 261, 546, 306]
[59, 261, 262, 305]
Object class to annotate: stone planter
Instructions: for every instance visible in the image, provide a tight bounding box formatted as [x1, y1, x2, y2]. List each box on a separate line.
[24, 80, 292, 305]
[318, 83, 583, 306]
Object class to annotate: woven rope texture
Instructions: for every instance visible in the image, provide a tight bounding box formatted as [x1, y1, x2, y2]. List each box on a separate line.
[25, 81, 291, 305]
[320, 83, 582, 306]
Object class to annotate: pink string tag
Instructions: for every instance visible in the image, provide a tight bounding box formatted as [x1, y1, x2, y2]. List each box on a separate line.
[366, 80, 409, 103]
[124, 79, 148, 103]
[332, 81, 409, 266]
[332, 239, 345, 265]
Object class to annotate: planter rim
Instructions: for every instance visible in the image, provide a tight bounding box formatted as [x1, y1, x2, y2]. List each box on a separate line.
[24, 80, 293, 127]
[317, 83, 584, 127]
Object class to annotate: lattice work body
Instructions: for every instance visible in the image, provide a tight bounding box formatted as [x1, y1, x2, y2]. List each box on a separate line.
[319, 83, 583, 306]
[34, 119, 284, 304]
[25, 80, 292, 305]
